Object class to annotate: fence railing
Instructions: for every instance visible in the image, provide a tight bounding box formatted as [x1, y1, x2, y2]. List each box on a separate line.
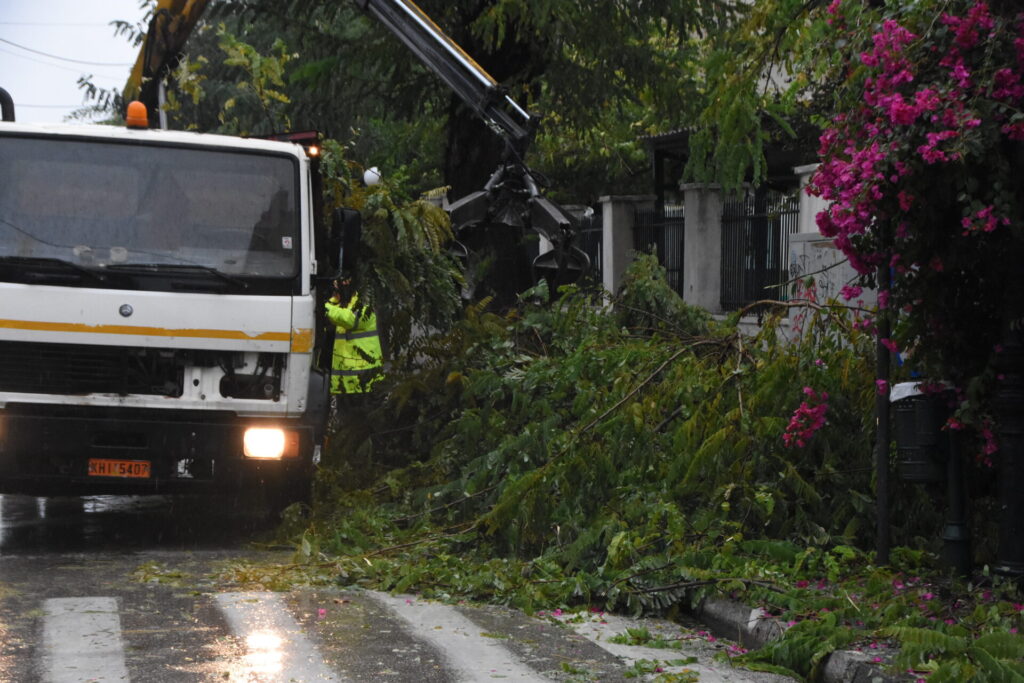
[633, 205, 685, 295]
[720, 189, 799, 311]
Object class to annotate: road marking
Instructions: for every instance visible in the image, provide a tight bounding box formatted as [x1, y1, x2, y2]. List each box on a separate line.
[368, 591, 550, 682]
[42, 597, 129, 683]
[215, 591, 342, 681]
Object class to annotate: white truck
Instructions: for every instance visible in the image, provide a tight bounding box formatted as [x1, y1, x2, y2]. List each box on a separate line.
[0, 90, 334, 507]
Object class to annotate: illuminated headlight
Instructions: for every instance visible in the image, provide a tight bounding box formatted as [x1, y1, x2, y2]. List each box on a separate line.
[243, 428, 299, 459]
[244, 428, 284, 459]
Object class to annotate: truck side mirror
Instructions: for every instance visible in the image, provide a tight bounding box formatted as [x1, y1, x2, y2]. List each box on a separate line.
[0, 86, 15, 122]
[329, 207, 362, 277]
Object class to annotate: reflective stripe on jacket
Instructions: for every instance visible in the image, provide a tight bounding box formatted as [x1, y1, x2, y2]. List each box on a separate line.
[325, 297, 383, 394]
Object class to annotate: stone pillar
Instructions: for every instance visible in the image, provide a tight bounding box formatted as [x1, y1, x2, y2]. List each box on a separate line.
[794, 163, 827, 235]
[680, 183, 724, 313]
[598, 195, 655, 294]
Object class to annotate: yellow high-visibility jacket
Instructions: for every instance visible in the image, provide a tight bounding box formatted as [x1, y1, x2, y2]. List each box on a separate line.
[325, 294, 382, 394]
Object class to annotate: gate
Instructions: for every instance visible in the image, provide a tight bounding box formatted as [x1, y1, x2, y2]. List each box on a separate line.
[633, 205, 685, 295]
[720, 188, 799, 311]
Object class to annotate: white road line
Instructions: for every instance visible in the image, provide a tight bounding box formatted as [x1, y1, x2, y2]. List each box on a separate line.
[368, 591, 550, 682]
[215, 591, 342, 681]
[42, 597, 129, 683]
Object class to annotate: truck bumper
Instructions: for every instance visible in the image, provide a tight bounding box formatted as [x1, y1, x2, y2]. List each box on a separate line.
[0, 404, 316, 496]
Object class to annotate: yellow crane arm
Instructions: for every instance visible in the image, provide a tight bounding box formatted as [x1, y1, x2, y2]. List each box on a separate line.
[123, 0, 210, 106]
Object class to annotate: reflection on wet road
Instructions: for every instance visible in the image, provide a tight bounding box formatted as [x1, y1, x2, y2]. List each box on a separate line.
[0, 493, 278, 555]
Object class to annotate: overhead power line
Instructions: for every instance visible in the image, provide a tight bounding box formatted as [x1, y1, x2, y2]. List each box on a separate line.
[0, 22, 112, 27]
[18, 104, 87, 109]
[0, 36, 133, 66]
[0, 45, 125, 79]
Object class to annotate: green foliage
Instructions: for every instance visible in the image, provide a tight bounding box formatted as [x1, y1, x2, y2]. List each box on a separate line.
[876, 626, 1024, 683]
[614, 253, 710, 338]
[276, 256, 1024, 679]
[161, 26, 297, 136]
[685, 0, 823, 189]
[313, 257, 883, 587]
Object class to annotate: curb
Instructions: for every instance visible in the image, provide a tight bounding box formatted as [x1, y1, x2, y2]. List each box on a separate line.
[694, 598, 908, 683]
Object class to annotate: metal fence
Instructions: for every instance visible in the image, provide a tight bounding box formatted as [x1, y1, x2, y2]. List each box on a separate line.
[720, 188, 800, 311]
[633, 205, 686, 295]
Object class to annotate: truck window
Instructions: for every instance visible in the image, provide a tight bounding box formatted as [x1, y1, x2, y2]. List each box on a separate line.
[0, 135, 300, 280]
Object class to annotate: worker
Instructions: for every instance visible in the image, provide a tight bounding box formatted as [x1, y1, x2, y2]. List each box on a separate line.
[325, 278, 383, 399]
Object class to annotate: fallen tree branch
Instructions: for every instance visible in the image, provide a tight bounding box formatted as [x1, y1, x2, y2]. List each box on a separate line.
[391, 485, 497, 525]
[636, 577, 785, 595]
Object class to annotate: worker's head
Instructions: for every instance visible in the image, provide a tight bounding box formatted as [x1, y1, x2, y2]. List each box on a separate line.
[333, 274, 353, 297]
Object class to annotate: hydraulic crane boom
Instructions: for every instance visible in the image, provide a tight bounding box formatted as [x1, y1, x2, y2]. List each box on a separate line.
[354, 0, 590, 294]
[354, 0, 534, 156]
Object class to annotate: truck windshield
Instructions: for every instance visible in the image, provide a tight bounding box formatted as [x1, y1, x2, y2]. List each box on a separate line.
[0, 135, 300, 283]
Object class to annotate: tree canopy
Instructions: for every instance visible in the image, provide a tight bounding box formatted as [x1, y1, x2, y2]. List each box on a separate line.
[104, 0, 745, 201]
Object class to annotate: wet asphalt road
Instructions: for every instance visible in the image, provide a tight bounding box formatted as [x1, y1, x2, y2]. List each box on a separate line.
[0, 495, 794, 682]
[0, 493, 276, 555]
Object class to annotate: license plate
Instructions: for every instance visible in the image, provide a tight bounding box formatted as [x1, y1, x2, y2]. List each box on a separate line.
[88, 459, 151, 479]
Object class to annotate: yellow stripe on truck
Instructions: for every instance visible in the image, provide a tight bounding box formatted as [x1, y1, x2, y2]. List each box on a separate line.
[0, 318, 310, 347]
[289, 328, 314, 353]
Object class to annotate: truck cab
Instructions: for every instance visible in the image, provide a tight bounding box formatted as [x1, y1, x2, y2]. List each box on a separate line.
[0, 111, 330, 506]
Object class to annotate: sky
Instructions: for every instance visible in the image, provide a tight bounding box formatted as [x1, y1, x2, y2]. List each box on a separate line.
[0, 1, 148, 124]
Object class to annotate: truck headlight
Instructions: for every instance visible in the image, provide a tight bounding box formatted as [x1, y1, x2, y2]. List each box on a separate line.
[243, 428, 299, 459]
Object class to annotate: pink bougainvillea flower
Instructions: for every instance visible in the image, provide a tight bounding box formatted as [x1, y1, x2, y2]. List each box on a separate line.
[783, 388, 829, 448]
[840, 284, 863, 300]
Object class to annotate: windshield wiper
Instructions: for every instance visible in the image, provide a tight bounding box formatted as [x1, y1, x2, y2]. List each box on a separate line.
[0, 255, 107, 282]
[103, 262, 248, 288]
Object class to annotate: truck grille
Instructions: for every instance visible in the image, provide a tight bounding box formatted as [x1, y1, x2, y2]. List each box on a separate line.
[0, 340, 185, 397]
